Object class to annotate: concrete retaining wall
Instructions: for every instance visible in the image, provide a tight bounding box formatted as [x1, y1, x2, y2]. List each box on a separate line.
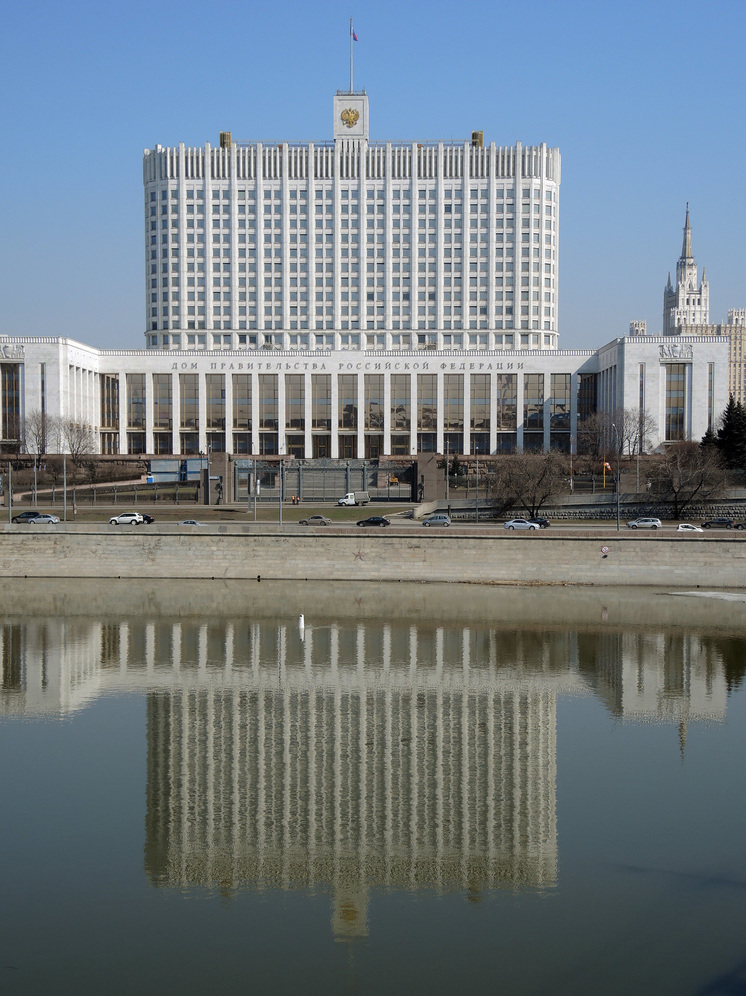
[1, 525, 745, 587]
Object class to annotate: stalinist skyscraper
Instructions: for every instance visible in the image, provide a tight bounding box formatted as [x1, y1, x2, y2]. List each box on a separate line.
[663, 205, 710, 335]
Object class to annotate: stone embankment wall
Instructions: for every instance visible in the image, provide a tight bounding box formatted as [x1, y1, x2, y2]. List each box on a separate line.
[1, 525, 745, 587]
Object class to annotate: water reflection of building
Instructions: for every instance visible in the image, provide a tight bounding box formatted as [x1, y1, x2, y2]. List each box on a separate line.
[578, 631, 727, 723]
[141, 621, 571, 936]
[0, 614, 734, 936]
[0, 619, 103, 716]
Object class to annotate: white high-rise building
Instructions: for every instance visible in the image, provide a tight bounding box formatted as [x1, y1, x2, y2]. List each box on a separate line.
[142, 91, 561, 353]
[0, 95, 731, 461]
[663, 205, 710, 335]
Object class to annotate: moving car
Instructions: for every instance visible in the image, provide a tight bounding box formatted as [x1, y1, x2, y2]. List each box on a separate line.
[529, 517, 551, 528]
[109, 511, 144, 525]
[24, 513, 60, 524]
[178, 519, 205, 526]
[735, 521, 746, 530]
[337, 491, 371, 506]
[357, 516, 390, 527]
[677, 523, 703, 532]
[141, 514, 155, 524]
[12, 510, 47, 523]
[626, 517, 662, 529]
[504, 518, 540, 530]
[298, 515, 332, 526]
[701, 518, 734, 529]
[422, 514, 451, 527]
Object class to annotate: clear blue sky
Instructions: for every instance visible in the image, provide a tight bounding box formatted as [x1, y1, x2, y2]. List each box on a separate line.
[1, 0, 744, 351]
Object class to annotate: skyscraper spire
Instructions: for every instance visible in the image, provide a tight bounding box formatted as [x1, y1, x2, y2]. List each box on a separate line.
[681, 203, 692, 259]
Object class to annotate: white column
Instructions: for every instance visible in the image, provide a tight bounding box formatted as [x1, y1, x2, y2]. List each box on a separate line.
[172, 371, 180, 453]
[204, 143, 214, 333]
[256, 143, 265, 333]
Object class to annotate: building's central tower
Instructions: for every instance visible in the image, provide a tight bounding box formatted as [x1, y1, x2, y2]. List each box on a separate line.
[333, 91, 369, 141]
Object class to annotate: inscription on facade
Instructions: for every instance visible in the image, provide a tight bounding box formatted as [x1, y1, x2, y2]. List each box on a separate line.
[168, 359, 532, 374]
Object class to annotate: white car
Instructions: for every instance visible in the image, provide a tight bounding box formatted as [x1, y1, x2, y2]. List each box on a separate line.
[677, 523, 704, 532]
[626, 517, 662, 529]
[25, 513, 60, 524]
[109, 511, 144, 525]
[504, 518, 540, 530]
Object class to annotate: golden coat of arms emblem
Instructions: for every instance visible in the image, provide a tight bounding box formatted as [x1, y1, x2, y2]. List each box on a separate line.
[341, 108, 359, 129]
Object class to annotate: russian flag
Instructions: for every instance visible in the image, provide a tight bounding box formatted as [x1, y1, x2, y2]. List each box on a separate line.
[353, 29, 358, 41]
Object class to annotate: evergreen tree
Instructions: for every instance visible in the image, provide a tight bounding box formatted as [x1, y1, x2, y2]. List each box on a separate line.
[716, 395, 746, 471]
[700, 426, 717, 449]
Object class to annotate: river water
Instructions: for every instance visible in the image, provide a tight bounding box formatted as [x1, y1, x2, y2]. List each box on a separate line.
[1, 581, 745, 995]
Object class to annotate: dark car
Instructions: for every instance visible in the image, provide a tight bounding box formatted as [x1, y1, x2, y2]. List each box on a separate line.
[735, 521, 746, 530]
[141, 514, 155, 524]
[12, 510, 43, 523]
[529, 517, 551, 528]
[701, 518, 734, 529]
[357, 516, 390, 527]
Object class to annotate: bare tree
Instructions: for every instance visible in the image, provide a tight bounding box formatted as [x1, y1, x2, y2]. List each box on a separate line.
[652, 441, 726, 518]
[617, 407, 657, 456]
[37, 415, 64, 454]
[23, 410, 48, 454]
[60, 419, 96, 465]
[488, 452, 568, 518]
[577, 410, 615, 459]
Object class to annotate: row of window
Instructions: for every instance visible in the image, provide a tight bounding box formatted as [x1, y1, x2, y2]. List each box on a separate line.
[145, 331, 558, 350]
[149, 186, 557, 204]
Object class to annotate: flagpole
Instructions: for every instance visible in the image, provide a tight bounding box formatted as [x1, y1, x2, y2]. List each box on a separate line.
[350, 18, 353, 92]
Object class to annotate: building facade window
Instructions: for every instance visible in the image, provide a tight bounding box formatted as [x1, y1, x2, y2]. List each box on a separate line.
[285, 374, 305, 431]
[577, 373, 597, 422]
[126, 374, 146, 429]
[179, 374, 198, 430]
[338, 374, 358, 430]
[665, 363, 686, 441]
[523, 372, 544, 451]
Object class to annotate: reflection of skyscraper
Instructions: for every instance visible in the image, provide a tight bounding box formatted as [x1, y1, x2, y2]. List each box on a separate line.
[143, 621, 567, 936]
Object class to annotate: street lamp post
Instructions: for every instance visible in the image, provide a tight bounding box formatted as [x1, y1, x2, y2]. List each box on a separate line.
[445, 441, 450, 501]
[475, 453, 479, 524]
[611, 422, 621, 532]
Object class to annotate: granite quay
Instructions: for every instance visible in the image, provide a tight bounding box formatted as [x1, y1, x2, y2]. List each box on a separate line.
[1, 525, 745, 587]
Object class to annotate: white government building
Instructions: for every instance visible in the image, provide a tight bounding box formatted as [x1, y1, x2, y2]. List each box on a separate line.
[0, 90, 730, 459]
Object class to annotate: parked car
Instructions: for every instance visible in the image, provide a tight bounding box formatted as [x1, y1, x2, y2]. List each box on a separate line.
[298, 515, 332, 526]
[178, 519, 205, 526]
[529, 517, 551, 528]
[24, 513, 60, 524]
[626, 518, 662, 529]
[504, 518, 540, 530]
[677, 523, 703, 532]
[701, 518, 734, 529]
[357, 516, 390, 527]
[12, 510, 45, 523]
[422, 514, 451, 527]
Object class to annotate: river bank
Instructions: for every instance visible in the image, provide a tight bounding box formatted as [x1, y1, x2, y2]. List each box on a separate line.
[2, 524, 746, 588]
